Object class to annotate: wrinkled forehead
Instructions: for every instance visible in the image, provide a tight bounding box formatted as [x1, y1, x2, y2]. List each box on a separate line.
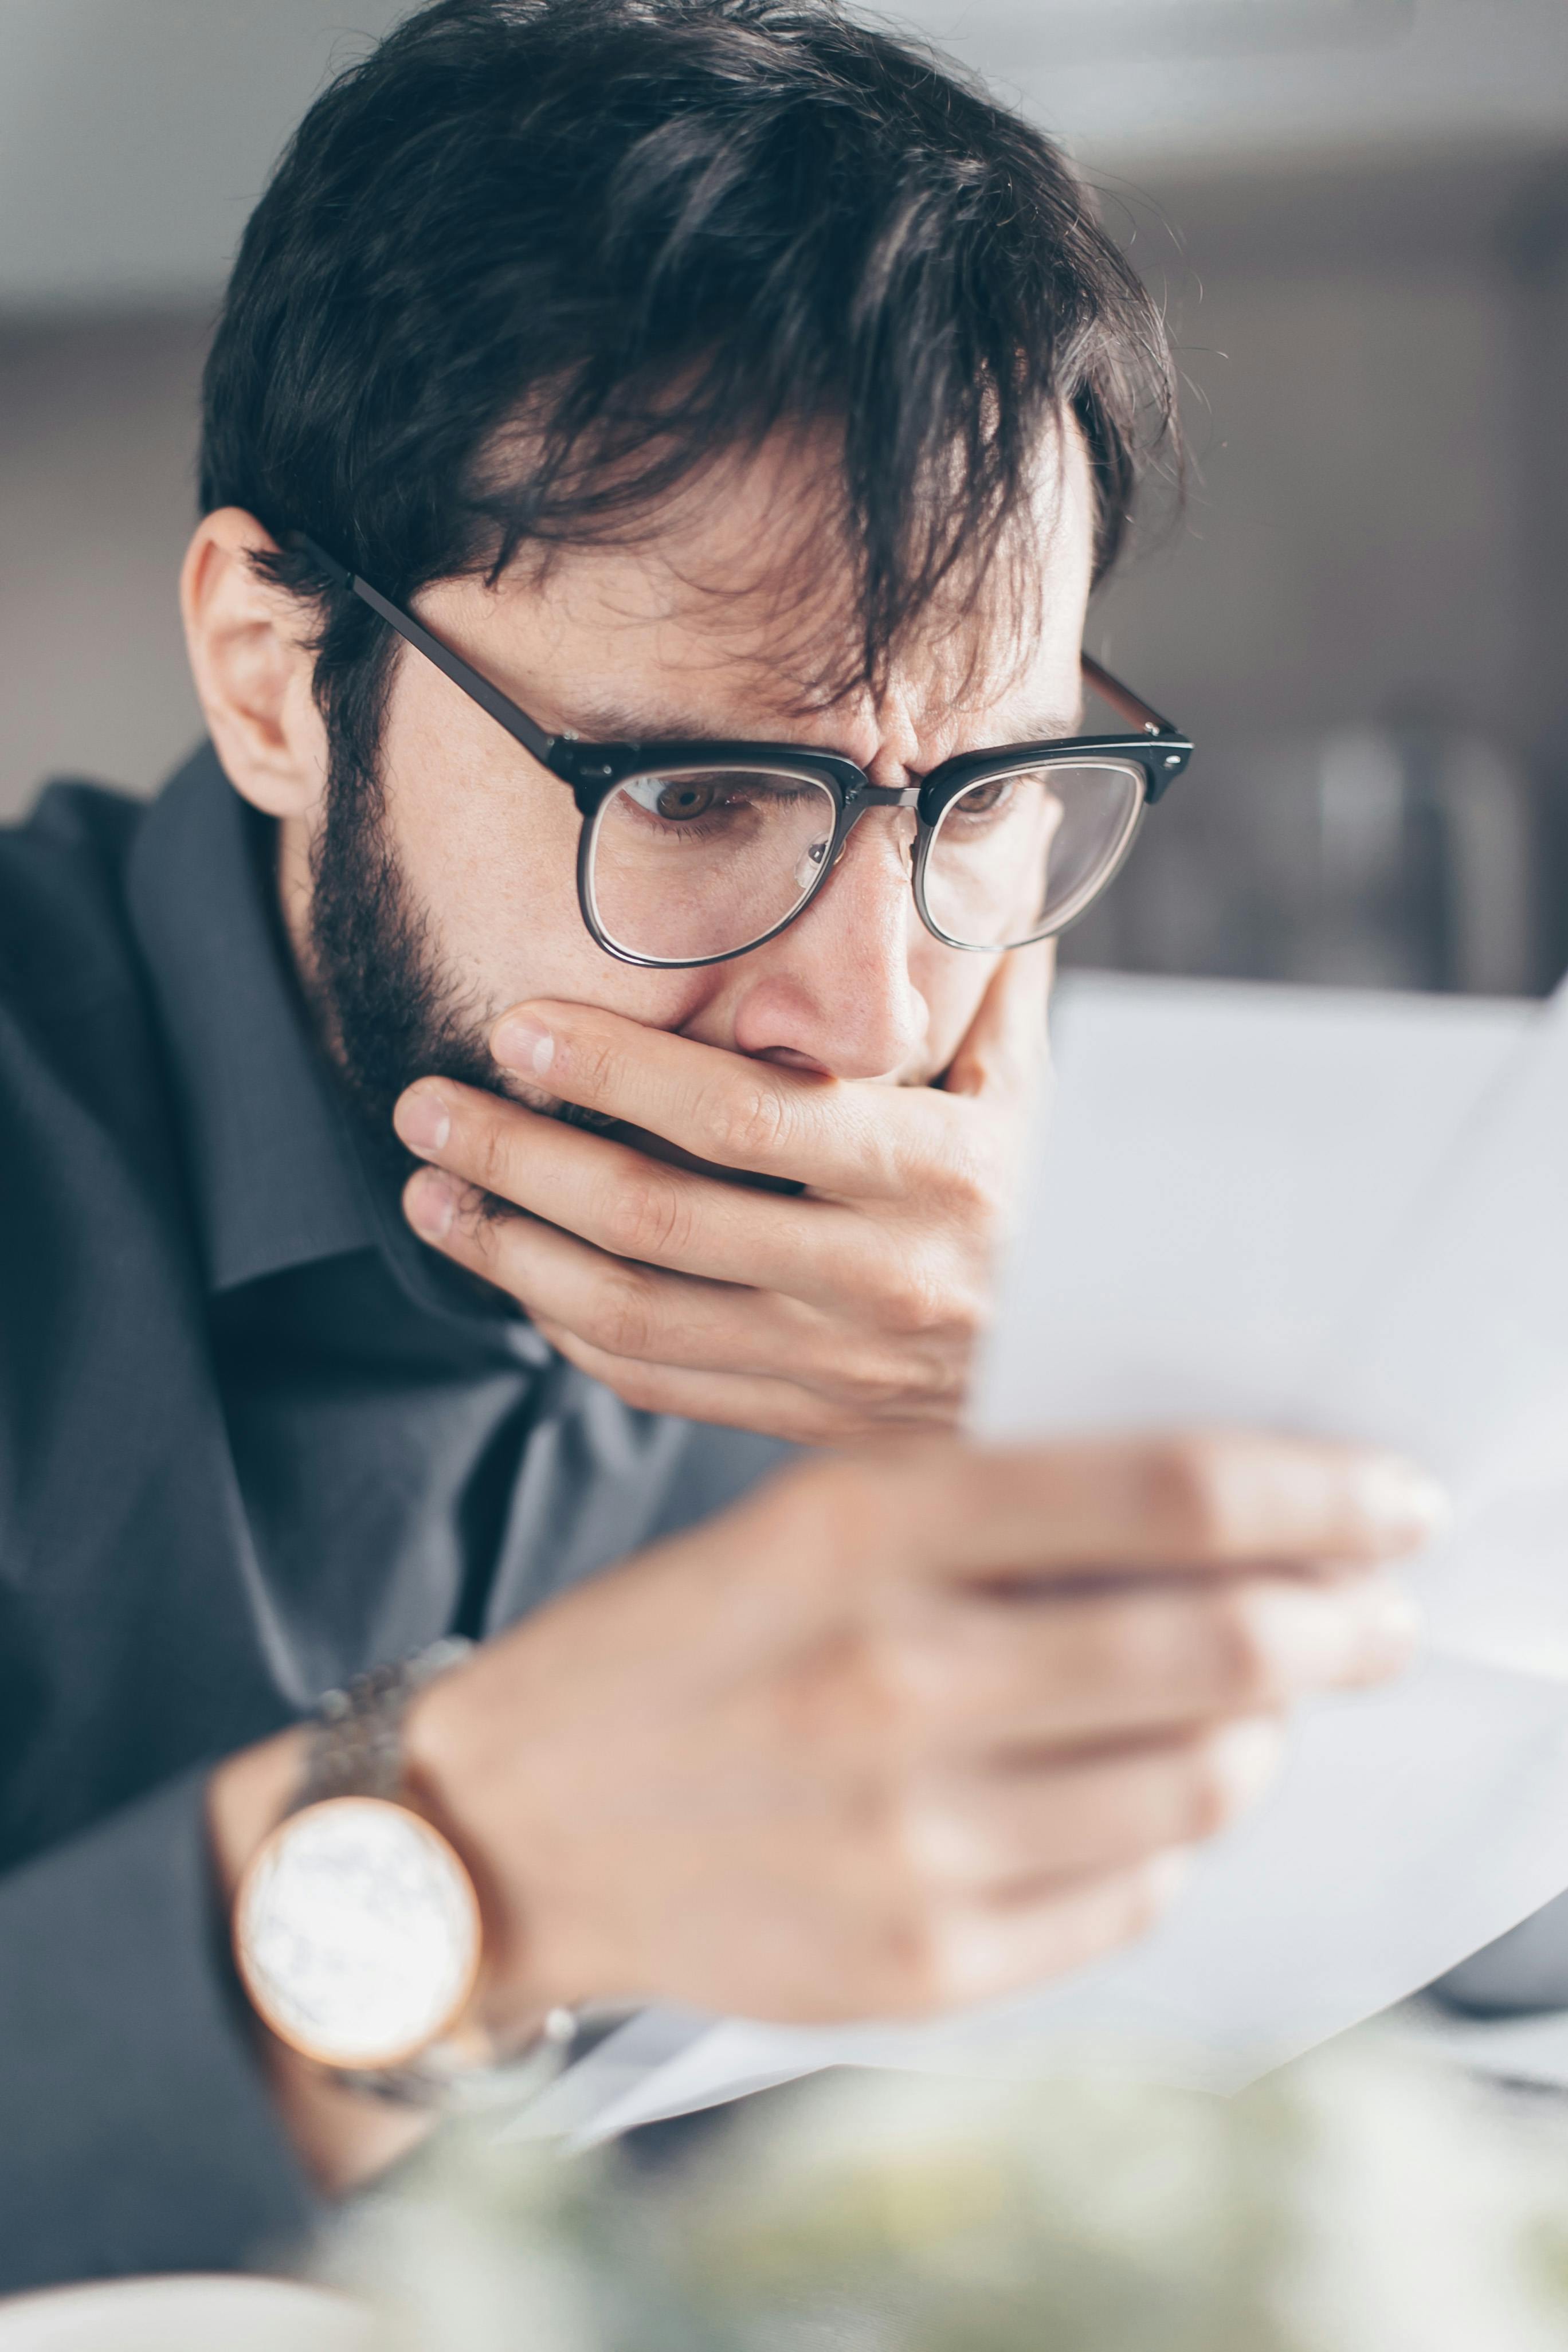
[494, 412, 1094, 742]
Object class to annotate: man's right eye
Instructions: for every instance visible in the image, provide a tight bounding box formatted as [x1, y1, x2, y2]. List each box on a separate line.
[948, 774, 1018, 820]
[622, 775, 723, 822]
[657, 778, 720, 821]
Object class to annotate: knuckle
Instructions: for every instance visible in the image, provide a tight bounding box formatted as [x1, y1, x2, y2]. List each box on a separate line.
[1140, 1436, 1246, 1557]
[602, 1168, 693, 1262]
[849, 1621, 934, 1747]
[895, 1268, 952, 1340]
[1072, 1602, 1150, 1704]
[700, 1079, 795, 1168]
[1205, 1588, 1286, 1707]
[890, 1790, 967, 1891]
[469, 1114, 516, 1199]
[565, 1030, 622, 1107]
[807, 1604, 991, 1774]
[869, 1246, 959, 1340]
[863, 1613, 971, 1739]
[771, 1617, 914, 1759]
[826, 1344, 946, 1418]
[590, 1265, 663, 1360]
[934, 1137, 1005, 1231]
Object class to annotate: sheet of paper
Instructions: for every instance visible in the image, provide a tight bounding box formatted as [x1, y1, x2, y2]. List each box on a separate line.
[520, 974, 1568, 2146]
[974, 972, 1539, 1441]
[1323, 989, 1568, 1680]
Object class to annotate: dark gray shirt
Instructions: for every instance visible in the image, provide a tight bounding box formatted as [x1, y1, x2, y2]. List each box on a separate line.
[0, 748, 789, 2290]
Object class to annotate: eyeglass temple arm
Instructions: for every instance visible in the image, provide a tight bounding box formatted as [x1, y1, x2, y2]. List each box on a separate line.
[288, 541, 1178, 763]
[1080, 653, 1180, 739]
[288, 533, 560, 768]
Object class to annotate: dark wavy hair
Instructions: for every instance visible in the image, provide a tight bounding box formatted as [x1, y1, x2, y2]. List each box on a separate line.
[201, 0, 1176, 773]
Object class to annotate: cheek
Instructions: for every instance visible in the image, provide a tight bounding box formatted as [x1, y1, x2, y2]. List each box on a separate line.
[375, 692, 715, 1030]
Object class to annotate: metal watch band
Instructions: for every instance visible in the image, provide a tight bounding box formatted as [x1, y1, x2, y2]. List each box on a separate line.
[294, 1636, 579, 2112]
[346, 2005, 581, 2113]
[296, 1636, 474, 1810]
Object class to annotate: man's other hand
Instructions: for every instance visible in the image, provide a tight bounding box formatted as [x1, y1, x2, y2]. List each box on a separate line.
[401, 1430, 1436, 2032]
[391, 950, 1046, 1444]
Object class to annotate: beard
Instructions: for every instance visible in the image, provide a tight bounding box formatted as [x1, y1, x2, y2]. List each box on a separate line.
[305, 746, 491, 1186]
[303, 743, 609, 1190]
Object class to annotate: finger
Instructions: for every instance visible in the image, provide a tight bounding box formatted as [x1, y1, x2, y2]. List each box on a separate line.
[397, 1082, 871, 1301]
[486, 999, 916, 1195]
[474, 1212, 796, 1373]
[941, 937, 1053, 1100]
[885, 1571, 1419, 1751]
[432, 1205, 963, 1417]
[873, 1430, 1449, 1583]
[532, 1319, 863, 1442]
[903, 1719, 1286, 1892]
[879, 1852, 1189, 2017]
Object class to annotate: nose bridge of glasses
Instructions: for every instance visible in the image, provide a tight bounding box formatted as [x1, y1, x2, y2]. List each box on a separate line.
[846, 782, 923, 810]
[835, 781, 922, 857]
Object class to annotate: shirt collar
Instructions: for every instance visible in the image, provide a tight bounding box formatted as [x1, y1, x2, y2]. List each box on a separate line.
[126, 744, 553, 1365]
[126, 743, 380, 1294]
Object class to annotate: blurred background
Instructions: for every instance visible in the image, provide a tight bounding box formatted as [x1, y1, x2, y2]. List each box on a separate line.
[2, 0, 1565, 994]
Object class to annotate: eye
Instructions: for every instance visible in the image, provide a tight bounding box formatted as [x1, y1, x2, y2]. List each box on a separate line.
[621, 774, 723, 822]
[952, 775, 1017, 818]
[654, 778, 719, 821]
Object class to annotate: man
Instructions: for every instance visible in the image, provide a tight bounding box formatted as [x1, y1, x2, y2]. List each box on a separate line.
[0, 0, 1438, 2290]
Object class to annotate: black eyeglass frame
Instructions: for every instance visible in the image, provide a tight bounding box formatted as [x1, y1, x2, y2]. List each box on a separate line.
[292, 532, 1193, 969]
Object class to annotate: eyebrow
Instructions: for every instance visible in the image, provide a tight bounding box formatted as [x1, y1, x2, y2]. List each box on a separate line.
[552, 693, 1087, 757]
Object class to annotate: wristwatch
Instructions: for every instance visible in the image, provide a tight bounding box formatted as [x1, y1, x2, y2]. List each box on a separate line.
[232, 1637, 575, 2109]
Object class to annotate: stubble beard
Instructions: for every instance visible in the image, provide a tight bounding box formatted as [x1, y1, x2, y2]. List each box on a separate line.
[303, 742, 609, 1187]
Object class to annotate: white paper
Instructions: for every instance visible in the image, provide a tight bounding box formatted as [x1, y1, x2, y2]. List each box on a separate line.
[521, 974, 1568, 2146]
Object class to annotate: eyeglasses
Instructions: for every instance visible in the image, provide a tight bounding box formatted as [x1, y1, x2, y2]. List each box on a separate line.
[292, 534, 1192, 969]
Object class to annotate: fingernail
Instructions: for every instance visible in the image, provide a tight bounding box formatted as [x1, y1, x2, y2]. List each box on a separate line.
[492, 1012, 555, 1079]
[394, 1084, 452, 1155]
[1253, 1579, 1421, 1692]
[1326, 1571, 1420, 1684]
[1354, 1456, 1450, 1540]
[405, 1167, 459, 1241]
[1209, 1717, 1285, 1808]
[1350, 1578, 1425, 1673]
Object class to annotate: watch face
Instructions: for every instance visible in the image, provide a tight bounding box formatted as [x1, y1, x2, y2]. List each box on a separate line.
[234, 1797, 482, 2069]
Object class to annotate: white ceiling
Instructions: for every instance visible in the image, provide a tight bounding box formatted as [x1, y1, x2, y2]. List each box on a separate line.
[0, 0, 1565, 312]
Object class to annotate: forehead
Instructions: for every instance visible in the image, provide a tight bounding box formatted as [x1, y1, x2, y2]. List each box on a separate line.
[473, 417, 1095, 744]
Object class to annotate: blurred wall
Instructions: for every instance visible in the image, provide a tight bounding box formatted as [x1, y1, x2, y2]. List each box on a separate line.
[1091, 152, 1536, 747]
[1064, 146, 1568, 990]
[2, 5, 1566, 990]
[0, 313, 207, 808]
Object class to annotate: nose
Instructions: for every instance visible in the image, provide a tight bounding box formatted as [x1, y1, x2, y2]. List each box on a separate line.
[726, 808, 928, 1080]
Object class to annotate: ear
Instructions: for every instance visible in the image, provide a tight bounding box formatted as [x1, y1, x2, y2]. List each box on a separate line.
[179, 509, 329, 822]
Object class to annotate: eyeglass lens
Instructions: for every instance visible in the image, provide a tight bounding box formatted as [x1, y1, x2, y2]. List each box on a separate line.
[585, 757, 1146, 963]
[921, 759, 1146, 948]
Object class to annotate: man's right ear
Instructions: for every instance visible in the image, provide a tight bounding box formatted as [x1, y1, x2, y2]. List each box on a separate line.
[180, 510, 331, 824]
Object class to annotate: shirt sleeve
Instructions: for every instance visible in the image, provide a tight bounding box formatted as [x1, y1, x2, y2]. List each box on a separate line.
[1433, 1885, 1568, 2014]
[0, 1766, 319, 2291]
